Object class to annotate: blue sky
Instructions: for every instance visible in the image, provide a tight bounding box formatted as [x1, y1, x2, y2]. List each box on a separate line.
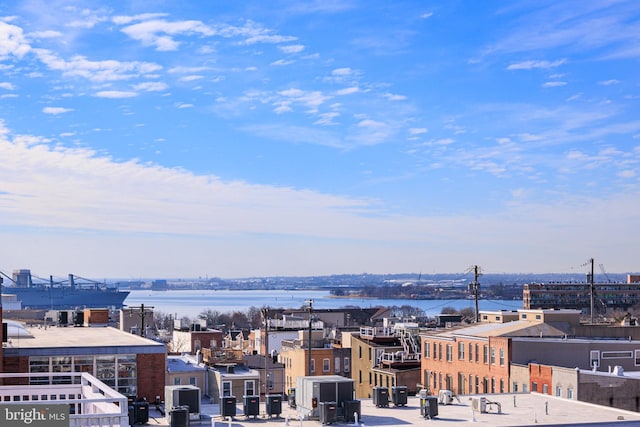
[0, 1, 639, 279]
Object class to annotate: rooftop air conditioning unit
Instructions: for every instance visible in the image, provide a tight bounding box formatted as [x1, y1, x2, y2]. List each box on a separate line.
[471, 397, 487, 413]
[165, 385, 200, 421]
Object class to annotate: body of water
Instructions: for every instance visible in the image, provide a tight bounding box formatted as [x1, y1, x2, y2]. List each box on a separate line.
[124, 289, 523, 319]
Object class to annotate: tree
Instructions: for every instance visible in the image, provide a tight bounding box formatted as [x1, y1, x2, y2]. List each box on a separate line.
[440, 306, 458, 314]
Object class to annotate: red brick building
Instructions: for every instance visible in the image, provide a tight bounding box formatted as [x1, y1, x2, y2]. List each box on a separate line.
[2, 314, 166, 400]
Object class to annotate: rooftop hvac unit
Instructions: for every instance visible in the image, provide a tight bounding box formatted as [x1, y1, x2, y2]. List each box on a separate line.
[438, 389, 454, 404]
[164, 385, 201, 421]
[318, 401, 337, 425]
[472, 397, 487, 413]
[220, 396, 237, 418]
[266, 394, 282, 418]
[421, 396, 438, 419]
[392, 386, 408, 407]
[372, 387, 389, 407]
[243, 395, 259, 419]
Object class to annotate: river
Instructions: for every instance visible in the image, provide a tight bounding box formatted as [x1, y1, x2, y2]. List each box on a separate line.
[124, 289, 523, 319]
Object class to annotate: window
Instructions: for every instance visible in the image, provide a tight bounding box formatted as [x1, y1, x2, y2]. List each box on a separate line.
[359, 371, 362, 384]
[468, 343, 473, 362]
[335, 357, 341, 373]
[189, 377, 197, 386]
[310, 359, 316, 374]
[174, 377, 181, 385]
[245, 380, 255, 396]
[368, 347, 372, 361]
[602, 351, 633, 359]
[523, 383, 529, 393]
[490, 347, 496, 365]
[636, 350, 640, 366]
[500, 379, 504, 393]
[513, 382, 518, 392]
[194, 339, 201, 352]
[438, 343, 442, 360]
[222, 381, 232, 397]
[535, 314, 541, 320]
[434, 343, 438, 359]
[359, 346, 362, 358]
[483, 345, 489, 364]
[368, 372, 372, 385]
[556, 386, 562, 397]
[458, 342, 465, 360]
[267, 372, 273, 390]
[499, 348, 504, 366]
[590, 350, 600, 368]
[323, 358, 330, 373]
[475, 344, 479, 362]
[542, 384, 548, 394]
[344, 357, 350, 373]
[567, 388, 574, 399]
[446, 344, 453, 362]
[424, 341, 431, 358]
[532, 382, 538, 392]
[521, 313, 527, 319]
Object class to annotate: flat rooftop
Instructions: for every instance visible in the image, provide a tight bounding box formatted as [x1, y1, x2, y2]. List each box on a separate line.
[147, 392, 640, 426]
[4, 324, 164, 351]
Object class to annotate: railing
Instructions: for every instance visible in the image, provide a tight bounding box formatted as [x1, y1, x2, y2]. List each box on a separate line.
[360, 326, 394, 339]
[379, 351, 421, 364]
[0, 372, 129, 427]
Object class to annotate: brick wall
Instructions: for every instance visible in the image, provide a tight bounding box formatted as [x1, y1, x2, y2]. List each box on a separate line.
[137, 353, 166, 401]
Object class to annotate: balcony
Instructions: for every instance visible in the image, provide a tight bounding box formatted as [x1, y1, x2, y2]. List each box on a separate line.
[0, 372, 129, 427]
[359, 326, 397, 343]
[378, 351, 421, 369]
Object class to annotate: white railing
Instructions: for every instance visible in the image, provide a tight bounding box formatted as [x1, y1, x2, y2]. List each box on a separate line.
[360, 326, 394, 339]
[0, 372, 129, 427]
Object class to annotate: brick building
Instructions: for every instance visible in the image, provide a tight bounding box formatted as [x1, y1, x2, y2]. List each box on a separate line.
[2, 311, 166, 400]
[351, 324, 421, 399]
[279, 329, 351, 393]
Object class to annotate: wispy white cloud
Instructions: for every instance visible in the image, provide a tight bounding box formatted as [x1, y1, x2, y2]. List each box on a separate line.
[0, 82, 15, 90]
[34, 49, 161, 82]
[598, 79, 620, 86]
[335, 86, 359, 95]
[507, 59, 566, 70]
[132, 81, 168, 92]
[542, 81, 567, 88]
[119, 19, 216, 51]
[279, 44, 305, 54]
[383, 93, 407, 101]
[95, 90, 138, 98]
[0, 21, 31, 59]
[42, 107, 73, 115]
[409, 128, 428, 135]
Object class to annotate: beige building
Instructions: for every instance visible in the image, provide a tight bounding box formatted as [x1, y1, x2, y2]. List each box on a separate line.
[279, 329, 351, 393]
[351, 324, 421, 399]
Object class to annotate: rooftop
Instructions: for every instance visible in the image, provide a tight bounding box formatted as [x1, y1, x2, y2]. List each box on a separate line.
[3, 324, 164, 352]
[146, 392, 640, 426]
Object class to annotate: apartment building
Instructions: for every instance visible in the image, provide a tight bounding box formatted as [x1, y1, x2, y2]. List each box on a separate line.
[279, 329, 351, 392]
[351, 322, 421, 399]
[422, 309, 640, 399]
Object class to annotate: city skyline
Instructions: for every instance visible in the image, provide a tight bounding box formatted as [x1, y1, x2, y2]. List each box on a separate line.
[0, 1, 639, 279]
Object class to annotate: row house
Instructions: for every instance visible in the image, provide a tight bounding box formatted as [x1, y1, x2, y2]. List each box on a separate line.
[171, 321, 224, 355]
[421, 309, 579, 396]
[422, 309, 640, 399]
[350, 321, 422, 399]
[278, 329, 351, 393]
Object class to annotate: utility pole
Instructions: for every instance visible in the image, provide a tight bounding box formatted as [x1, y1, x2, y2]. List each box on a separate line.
[305, 299, 313, 376]
[468, 266, 482, 322]
[589, 258, 595, 324]
[128, 304, 154, 337]
[261, 307, 270, 398]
